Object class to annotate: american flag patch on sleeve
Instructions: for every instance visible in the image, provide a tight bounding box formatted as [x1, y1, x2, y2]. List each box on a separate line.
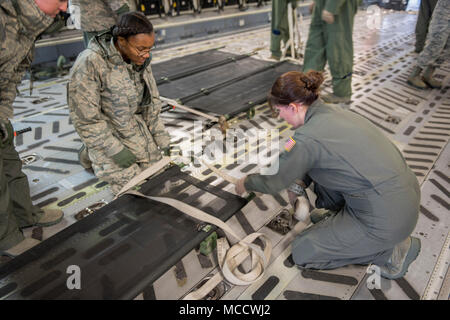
[284, 136, 296, 152]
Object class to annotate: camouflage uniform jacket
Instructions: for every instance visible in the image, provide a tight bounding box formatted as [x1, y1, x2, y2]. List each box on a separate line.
[70, 0, 130, 32]
[0, 0, 54, 120]
[68, 33, 170, 165]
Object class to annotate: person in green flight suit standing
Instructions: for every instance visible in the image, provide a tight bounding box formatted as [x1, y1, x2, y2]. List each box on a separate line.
[302, 0, 361, 104]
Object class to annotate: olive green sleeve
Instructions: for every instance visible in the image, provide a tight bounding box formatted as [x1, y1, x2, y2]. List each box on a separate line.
[244, 137, 317, 195]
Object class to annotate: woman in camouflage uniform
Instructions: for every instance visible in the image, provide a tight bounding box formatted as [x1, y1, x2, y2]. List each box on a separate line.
[68, 12, 170, 195]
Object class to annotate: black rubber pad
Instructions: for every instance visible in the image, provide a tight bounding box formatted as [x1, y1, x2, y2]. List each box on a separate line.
[252, 276, 280, 300]
[153, 50, 302, 116]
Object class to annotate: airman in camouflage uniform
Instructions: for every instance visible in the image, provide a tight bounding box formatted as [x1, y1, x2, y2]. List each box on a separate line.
[70, 0, 130, 46]
[408, 0, 449, 89]
[68, 29, 170, 195]
[302, 0, 362, 104]
[0, 0, 67, 256]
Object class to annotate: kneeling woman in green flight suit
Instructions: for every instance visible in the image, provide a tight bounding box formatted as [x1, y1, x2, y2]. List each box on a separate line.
[68, 12, 170, 195]
[236, 70, 421, 279]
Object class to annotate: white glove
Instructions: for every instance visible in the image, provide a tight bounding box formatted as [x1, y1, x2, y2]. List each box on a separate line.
[293, 195, 310, 222]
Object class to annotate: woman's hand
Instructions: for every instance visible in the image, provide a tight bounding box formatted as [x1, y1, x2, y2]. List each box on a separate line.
[235, 176, 247, 196]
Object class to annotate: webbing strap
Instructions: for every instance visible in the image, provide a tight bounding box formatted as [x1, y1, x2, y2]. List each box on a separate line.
[116, 159, 272, 300]
[126, 189, 271, 299]
[201, 160, 239, 185]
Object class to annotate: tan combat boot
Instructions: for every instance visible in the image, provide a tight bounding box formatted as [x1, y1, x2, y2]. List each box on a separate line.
[422, 66, 442, 89]
[78, 144, 92, 169]
[407, 66, 427, 89]
[3, 238, 41, 257]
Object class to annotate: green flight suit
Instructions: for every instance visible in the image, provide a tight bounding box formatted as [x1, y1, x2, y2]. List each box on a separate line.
[302, 0, 360, 98]
[244, 99, 420, 269]
[270, 0, 298, 58]
[415, 0, 438, 53]
[0, 0, 55, 251]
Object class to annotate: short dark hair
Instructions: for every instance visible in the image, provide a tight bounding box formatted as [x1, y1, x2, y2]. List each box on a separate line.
[112, 11, 154, 40]
[268, 70, 324, 109]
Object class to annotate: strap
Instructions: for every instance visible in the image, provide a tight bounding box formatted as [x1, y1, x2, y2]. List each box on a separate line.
[125, 190, 241, 241]
[201, 159, 238, 184]
[116, 159, 272, 300]
[159, 97, 219, 122]
[127, 189, 271, 299]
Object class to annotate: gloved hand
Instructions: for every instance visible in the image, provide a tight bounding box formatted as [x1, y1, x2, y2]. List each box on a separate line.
[322, 9, 335, 24]
[112, 147, 136, 168]
[161, 146, 171, 157]
[0, 118, 14, 146]
[235, 176, 247, 196]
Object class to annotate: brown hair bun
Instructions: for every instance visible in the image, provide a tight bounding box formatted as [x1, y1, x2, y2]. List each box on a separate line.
[268, 70, 324, 108]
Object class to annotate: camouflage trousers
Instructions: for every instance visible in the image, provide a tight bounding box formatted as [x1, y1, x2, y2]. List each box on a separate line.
[417, 0, 450, 69]
[415, 0, 438, 53]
